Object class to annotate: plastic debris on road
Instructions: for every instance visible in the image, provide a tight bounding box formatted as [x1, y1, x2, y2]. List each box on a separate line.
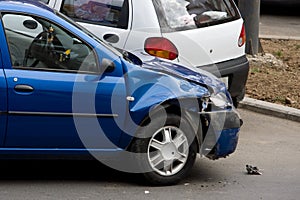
[246, 164, 262, 175]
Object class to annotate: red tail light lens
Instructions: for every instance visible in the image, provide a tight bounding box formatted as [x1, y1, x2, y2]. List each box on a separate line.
[238, 24, 246, 47]
[144, 37, 178, 60]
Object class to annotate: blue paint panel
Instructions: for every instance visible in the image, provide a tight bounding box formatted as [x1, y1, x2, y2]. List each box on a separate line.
[4, 69, 126, 148]
[0, 18, 7, 146]
[6, 115, 84, 148]
[215, 128, 239, 158]
[0, 68, 7, 148]
[5, 116, 123, 148]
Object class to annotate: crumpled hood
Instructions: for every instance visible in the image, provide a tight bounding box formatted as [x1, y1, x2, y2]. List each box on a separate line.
[140, 57, 226, 95]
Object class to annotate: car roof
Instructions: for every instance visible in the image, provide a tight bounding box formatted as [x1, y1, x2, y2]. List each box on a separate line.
[0, 0, 54, 14]
[0, 0, 122, 58]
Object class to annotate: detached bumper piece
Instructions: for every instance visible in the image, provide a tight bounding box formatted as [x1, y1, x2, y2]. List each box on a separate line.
[201, 109, 242, 159]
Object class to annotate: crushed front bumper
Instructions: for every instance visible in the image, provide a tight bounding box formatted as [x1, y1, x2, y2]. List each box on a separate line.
[200, 108, 242, 159]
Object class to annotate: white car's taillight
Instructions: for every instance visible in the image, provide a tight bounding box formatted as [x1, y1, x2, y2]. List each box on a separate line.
[238, 24, 246, 47]
[144, 37, 178, 60]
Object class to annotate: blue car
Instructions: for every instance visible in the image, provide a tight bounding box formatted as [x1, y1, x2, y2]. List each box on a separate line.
[0, 0, 242, 185]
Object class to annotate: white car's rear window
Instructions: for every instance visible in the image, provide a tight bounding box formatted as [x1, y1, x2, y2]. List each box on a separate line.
[152, 0, 240, 31]
[60, 0, 129, 29]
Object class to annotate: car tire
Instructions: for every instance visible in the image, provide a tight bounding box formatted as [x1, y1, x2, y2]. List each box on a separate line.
[130, 113, 198, 185]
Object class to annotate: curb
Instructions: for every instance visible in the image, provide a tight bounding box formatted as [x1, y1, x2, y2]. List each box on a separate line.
[239, 97, 300, 122]
[259, 35, 300, 41]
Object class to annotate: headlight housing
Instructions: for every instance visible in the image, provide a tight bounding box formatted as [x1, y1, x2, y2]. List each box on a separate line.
[201, 91, 232, 111]
[210, 92, 232, 109]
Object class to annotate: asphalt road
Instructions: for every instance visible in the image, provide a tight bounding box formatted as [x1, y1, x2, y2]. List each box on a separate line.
[0, 109, 299, 200]
[260, 15, 300, 40]
[259, 3, 300, 39]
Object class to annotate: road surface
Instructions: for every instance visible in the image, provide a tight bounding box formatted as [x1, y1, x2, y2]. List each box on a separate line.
[0, 109, 299, 200]
[260, 3, 300, 39]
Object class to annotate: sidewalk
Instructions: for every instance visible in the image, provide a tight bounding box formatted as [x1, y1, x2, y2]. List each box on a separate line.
[239, 97, 300, 122]
[240, 14, 300, 122]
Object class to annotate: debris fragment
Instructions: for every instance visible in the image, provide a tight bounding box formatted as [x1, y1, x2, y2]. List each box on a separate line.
[144, 191, 150, 194]
[285, 97, 295, 104]
[246, 164, 262, 175]
[184, 183, 190, 186]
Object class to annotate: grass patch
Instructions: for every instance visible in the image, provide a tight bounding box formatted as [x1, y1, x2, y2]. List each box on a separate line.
[251, 67, 261, 74]
[273, 96, 285, 104]
[274, 50, 283, 57]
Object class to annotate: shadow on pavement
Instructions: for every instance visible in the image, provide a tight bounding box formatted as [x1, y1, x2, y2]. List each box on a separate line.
[260, 3, 300, 16]
[0, 160, 144, 185]
[0, 159, 225, 186]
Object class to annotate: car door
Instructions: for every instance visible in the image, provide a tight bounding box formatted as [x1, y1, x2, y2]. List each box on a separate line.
[51, 0, 131, 49]
[1, 12, 126, 149]
[0, 25, 8, 146]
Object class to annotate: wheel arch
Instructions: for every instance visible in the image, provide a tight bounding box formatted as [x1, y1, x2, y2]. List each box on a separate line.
[127, 98, 203, 153]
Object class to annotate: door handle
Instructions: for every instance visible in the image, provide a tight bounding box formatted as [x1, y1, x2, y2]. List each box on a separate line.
[103, 33, 119, 43]
[14, 84, 34, 93]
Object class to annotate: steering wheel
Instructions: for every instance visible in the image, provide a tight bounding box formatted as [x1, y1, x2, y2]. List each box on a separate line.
[23, 27, 55, 68]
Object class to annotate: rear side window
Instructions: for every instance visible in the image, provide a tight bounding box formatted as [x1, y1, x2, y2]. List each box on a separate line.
[60, 0, 129, 29]
[152, 0, 240, 32]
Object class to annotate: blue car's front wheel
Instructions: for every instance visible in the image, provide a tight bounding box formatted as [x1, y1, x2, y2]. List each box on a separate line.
[130, 114, 198, 185]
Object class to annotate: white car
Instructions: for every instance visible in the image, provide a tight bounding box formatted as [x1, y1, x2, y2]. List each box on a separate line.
[47, 0, 249, 106]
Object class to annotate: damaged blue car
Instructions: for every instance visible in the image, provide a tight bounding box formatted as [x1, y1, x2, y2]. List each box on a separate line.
[0, 0, 242, 185]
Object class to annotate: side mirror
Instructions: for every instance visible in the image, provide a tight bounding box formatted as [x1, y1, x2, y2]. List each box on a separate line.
[101, 58, 115, 73]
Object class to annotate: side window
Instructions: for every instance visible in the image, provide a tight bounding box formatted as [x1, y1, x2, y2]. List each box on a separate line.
[61, 0, 129, 29]
[2, 13, 98, 73]
[153, 0, 239, 31]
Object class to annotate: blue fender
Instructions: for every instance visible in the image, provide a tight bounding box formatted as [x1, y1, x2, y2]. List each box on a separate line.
[118, 60, 209, 148]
